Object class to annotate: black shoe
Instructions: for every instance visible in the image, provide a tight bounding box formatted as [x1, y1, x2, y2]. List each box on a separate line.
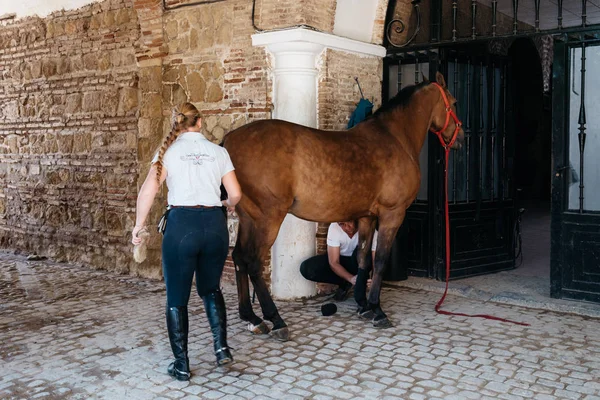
[333, 282, 352, 301]
[202, 289, 233, 366]
[166, 306, 191, 381]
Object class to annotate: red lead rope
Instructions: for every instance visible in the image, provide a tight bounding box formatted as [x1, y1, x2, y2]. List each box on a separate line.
[430, 83, 529, 326]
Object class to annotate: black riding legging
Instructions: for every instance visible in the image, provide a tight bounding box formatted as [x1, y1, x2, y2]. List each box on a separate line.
[162, 207, 229, 307]
[299, 248, 359, 286]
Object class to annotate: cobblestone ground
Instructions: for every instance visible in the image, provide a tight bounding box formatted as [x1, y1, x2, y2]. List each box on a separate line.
[1, 252, 600, 400]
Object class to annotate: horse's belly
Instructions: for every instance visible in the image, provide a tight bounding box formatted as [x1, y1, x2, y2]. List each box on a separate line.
[289, 196, 372, 223]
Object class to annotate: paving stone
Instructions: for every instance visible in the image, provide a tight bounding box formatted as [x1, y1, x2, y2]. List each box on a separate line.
[1, 253, 600, 400]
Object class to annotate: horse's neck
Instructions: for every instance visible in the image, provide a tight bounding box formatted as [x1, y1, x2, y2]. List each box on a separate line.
[388, 88, 435, 160]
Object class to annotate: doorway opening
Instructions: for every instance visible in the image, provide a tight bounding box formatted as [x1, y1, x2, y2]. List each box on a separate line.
[509, 38, 552, 295]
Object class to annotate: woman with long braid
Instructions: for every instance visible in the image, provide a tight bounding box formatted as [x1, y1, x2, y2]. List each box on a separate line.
[131, 103, 242, 380]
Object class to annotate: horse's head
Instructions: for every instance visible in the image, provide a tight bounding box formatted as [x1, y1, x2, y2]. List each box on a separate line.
[427, 72, 464, 150]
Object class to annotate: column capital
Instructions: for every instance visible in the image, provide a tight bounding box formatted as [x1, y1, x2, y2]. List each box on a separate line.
[251, 27, 386, 58]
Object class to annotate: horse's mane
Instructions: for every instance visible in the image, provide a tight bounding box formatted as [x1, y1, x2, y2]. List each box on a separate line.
[371, 81, 429, 118]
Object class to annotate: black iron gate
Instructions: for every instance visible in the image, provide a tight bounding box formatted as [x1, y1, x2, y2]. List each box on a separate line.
[551, 33, 600, 302]
[384, 0, 600, 298]
[384, 45, 516, 280]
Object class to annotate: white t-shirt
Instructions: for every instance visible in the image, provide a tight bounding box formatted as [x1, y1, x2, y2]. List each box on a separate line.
[152, 131, 235, 207]
[327, 223, 378, 256]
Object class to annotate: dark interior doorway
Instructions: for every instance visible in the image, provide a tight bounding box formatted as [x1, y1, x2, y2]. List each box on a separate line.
[509, 38, 551, 281]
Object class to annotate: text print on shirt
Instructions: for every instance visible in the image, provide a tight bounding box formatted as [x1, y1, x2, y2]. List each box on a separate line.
[180, 152, 215, 165]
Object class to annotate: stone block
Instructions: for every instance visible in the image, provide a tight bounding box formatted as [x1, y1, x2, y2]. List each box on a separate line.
[118, 87, 139, 115]
[57, 134, 74, 154]
[98, 53, 111, 71]
[165, 18, 178, 40]
[83, 53, 97, 70]
[30, 60, 42, 79]
[65, 94, 82, 114]
[204, 115, 218, 131]
[116, 9, 130, 25]
[103, 11, 115, 28]
[186, 71, 206, 102]
[140, 93, 162, 118]
[172, 84, 187, 105]
[82, 92, 101, 112]
[206, 82, 223, 102]
[138, 118, 162, 139]
[102, 90, 120, 116]
[140, 66, 162, 92]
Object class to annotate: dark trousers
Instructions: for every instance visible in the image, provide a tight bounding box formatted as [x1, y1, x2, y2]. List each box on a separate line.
[162, 208, 229, 307]
[300, 249, 358, 286]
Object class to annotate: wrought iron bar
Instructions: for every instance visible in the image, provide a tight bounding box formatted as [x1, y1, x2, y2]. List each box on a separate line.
[490, 62, 496, 200]
[466, 60, 472, 202]
[452, 0, 458, 42]
[578, 43, 587, 212]
[471, 0, 477, 39]
[414, 52, 420, 84]
[558, 0, 564, 29]
[501, 64, 507, 199]
[386, 0, 421, 48]
[492, 0, 498, 37]
[387, 25, 600, 54]
[397, 58, 403, 93]
[512, 0, 519, 35]
[479, 62, 485, 198]
[453, 57, 459, 203]
[534, 0, 541, 32]
[582, 0, 588, 27]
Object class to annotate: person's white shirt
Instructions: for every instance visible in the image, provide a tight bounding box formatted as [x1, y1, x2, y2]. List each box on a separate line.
[152, 131, 234, 207]
[327, 223, 379, 257]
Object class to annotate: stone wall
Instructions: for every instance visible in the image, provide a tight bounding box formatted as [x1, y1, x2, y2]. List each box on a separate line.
[0, 0, 389, 283]
[0, 1, 141, 274]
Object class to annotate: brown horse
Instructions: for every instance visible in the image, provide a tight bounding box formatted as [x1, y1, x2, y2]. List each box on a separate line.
[223, 72, 463, 340]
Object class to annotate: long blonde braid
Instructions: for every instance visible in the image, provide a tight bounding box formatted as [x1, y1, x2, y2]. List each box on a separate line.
[155, 103, 201, 183]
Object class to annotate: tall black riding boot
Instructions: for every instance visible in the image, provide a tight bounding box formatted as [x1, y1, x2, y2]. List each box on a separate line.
[166, 306, 191, 381]
[202, 289, 233, 366]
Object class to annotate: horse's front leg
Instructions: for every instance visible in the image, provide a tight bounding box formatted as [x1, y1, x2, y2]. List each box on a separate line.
[368, 211, 405, 328]
[354, 217, 376, 318]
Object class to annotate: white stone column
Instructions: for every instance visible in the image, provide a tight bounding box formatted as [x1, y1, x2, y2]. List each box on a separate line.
[252, 28, 385, 300]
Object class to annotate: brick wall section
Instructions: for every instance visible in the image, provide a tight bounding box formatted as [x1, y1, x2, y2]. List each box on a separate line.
[0, 1, 141, 274]
[318, 49, 382, 131]
[253, 0, 338, 32]
[372, 0, 390, 45]
[254, 0, 307, 30]
[303, 0, 337, 32]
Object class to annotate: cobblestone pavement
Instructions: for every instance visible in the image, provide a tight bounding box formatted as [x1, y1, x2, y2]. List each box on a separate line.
[1, 252, 600, 400]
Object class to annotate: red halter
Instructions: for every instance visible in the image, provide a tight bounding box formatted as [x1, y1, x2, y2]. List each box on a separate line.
[430, 83, 462, 150]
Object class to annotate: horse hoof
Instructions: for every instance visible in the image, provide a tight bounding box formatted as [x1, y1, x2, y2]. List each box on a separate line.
[373, 317, 393, 329]
[357, 307, 374, 320]
[247, 321, 271, 335]
[270, 327, 290, 342]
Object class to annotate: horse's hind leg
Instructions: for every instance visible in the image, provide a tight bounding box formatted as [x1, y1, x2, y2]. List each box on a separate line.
[232, 212, 270, 335]
[247, 213, 289, 341]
